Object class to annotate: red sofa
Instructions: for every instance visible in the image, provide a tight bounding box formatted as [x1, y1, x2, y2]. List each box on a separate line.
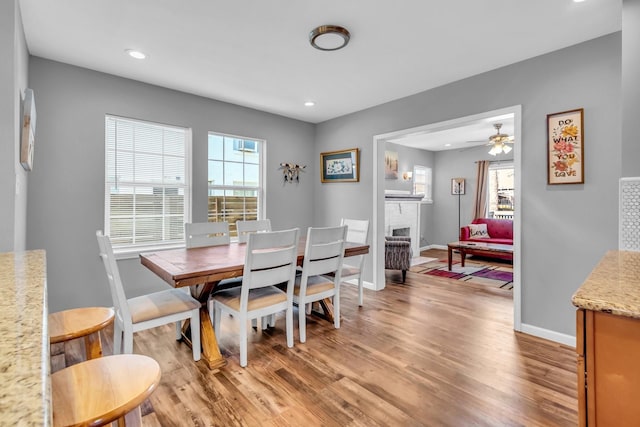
[459, 218, 513, 261]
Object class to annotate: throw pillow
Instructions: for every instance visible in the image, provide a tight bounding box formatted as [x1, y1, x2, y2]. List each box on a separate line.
[468, 223, 490, 239]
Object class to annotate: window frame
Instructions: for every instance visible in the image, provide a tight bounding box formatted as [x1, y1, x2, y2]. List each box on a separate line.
[486, 161, 514, 218]
[104, 115, 192, 259]
[207, 131, 265, 241]
[413, 165, 433, 203]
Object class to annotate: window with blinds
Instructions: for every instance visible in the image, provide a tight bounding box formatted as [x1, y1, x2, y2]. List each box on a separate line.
[105, 115, 191, 251]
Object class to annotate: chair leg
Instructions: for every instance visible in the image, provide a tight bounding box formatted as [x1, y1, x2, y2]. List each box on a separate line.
[299, 301, 307, 343]
[208, 296, 214, 325]
[239, 315, 248, 367]
[357, 276, 364, 307]
[123, 327, 134, 354]
[113, 322, 123, 355]
[286, 307, 293, 348]
[334, 291, 340, 329]
[175, 321, 182, 340]
[402, 270, 407, 283]
[213, 303, 221, 334]
[190, 309, 201, 362]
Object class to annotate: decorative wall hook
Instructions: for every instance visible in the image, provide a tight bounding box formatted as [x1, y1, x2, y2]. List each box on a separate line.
[280, 162, 306, 183]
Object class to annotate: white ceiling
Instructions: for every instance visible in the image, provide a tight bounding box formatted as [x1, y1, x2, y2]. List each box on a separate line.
[19, 0, 621, 125]
[388, 114, 515, 152]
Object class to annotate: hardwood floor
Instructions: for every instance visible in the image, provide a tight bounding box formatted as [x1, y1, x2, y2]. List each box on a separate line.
[52, 250, 578, 426]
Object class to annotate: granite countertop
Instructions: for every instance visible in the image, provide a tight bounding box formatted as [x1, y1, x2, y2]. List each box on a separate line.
[572, 250, 640, 318]
[0, 250, 51, 426]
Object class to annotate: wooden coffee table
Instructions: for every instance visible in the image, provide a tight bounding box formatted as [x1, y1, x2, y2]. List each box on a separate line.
[447, 241, 514, 271]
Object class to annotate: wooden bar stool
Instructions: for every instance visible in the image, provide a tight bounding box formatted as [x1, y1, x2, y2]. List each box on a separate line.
[52, 354, 161, 427]
[49, 307, 115, 361]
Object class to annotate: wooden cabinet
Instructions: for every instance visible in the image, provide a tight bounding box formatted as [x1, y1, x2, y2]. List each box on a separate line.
[576, 308, 640, 426]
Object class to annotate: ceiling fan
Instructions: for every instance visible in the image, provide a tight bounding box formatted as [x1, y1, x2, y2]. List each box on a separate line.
[467, 123, 514, 155]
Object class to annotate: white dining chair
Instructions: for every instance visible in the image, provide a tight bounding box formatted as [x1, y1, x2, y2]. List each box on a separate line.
[185, 221, 230, 248]
[96, 231, 201, 361]
[209, 228, 299, 367]
[236, 219, 272, 243]
[294, 225, 347, 343]
[337, 218, 369, 306]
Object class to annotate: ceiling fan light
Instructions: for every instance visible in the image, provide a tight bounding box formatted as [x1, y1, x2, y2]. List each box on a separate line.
[488, 145, 500, 156]
[503, 144, 512, 154]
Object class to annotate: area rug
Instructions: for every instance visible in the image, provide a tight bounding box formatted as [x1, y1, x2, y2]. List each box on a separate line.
[410, 259, 513, 290]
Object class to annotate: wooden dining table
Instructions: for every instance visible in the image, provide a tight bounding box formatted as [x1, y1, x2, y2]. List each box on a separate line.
[140, 238, 369, 370]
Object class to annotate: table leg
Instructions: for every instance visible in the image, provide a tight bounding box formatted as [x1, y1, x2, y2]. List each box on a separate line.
[448, 246, 453, 271]
[460, 249, 466, 267]
[318, 299, 335, 323]
[181, 283, 227, 371]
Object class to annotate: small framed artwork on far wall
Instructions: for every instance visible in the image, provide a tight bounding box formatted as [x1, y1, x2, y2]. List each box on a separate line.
[451, 178, 465, 195]
[320, 148, 360, 183]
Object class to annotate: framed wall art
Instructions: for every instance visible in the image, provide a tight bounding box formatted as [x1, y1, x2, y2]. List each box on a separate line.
[547, 108, 584, 185]
[451, 178, 465, 195]
[20, 88, 36, 171]
[384, 150, 398, 179]
[320, 148, 359, 183]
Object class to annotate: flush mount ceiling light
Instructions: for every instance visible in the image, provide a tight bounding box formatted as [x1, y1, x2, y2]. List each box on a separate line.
[309, 25, 350, 51]
[125, 49, 147, 59]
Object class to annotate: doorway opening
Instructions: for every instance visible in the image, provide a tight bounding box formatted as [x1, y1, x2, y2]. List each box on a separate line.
[372, 105, 522, 330]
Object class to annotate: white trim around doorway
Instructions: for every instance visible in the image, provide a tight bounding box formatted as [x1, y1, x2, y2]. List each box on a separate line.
[372, 105, 523, 332]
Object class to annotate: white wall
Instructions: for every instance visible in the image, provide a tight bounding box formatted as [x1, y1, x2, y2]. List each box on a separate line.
[0, 0, 29, 253]
[431, 145, 513, 245]
[27, 58, 315, 312]
[314, 33, 621, 337]
[622, 0, 640, 176]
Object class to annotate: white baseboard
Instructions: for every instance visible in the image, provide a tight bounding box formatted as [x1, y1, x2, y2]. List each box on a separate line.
[520, 323, 576, 348]
[343, 278, 377, 291]
[427, 244, 447, 250]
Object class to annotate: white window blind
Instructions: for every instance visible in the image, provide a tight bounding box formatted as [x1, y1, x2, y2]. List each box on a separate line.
[105, 115, 191, 251]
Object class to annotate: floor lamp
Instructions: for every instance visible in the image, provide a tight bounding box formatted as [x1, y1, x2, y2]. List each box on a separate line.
[452, 178, 465, 240]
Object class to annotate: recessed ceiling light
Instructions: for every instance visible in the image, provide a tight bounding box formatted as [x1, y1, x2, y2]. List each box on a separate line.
[125, 49, 147, 59]
[573, 0, 585, 2]
[304, 101, 316, 107]
[445, 143, 452, 147]
[309, 25, 350, 51]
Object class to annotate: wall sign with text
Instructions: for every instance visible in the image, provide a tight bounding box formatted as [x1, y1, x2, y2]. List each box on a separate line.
[547, 108, 584, 185]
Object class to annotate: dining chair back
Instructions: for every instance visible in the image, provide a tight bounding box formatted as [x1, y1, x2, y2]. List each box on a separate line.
[339, 218, 370, 306]
[96, 231, 201, 361]
[236, 219, 272, 243]
[294, 225, 347, 343]
[210, 228, 299, 367]
[185, 221, 230, 248]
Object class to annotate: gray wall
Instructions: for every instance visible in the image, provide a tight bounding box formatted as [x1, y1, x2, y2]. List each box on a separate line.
[431, 145, 513, 246]
[0, 0, 29, 252]
[384, 142, 435, 247]
[622, 0, 640, 176]
[315, 33, 621, 337]
[27, 58, 315, 312]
